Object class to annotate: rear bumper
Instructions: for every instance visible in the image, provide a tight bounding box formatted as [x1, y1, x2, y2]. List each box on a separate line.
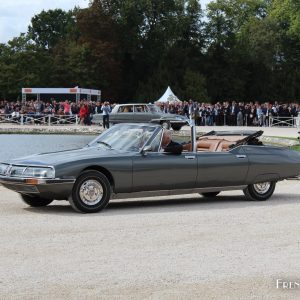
[0, 176, 75, 199]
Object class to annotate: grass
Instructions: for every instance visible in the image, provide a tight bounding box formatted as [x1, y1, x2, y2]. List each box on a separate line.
[268, 136, 299, 141]
[291, 145, 300, 152]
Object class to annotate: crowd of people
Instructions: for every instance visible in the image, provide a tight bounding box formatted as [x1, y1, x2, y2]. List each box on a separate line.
[0, 99, 114, 126]
[157, 100, 300, 127]
[0, 98, 300, 127]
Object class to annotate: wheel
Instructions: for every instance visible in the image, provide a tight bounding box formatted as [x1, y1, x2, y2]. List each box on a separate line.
[243, 181, 276, 201]
[200, 192, 220, 198]
[161, 121, 170, 129]
[69, 170, 111, 213]
[21, 194, 53, 207]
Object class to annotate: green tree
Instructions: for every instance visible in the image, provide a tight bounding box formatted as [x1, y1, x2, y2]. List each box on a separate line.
[28, 9, 76, 49]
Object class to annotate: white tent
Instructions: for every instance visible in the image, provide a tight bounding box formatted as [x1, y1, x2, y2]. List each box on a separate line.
[156, 86, 181, 103]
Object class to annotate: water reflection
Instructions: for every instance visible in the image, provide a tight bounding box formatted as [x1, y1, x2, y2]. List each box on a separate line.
[0, 134, 96, 160]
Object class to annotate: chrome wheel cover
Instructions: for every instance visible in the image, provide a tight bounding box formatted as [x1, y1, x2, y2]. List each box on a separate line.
[79, 180, 103, 206]
[253, 182, 271, 195]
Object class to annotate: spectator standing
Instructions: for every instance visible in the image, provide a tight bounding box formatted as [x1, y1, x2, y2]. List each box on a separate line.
[237, 108, 243, 126]
[64, 100, 71, 115]
[79, 103, 87, 125]
[95, 101, 102, 114]
[256, 104, 263, 126]
[102, 101, 111, 129]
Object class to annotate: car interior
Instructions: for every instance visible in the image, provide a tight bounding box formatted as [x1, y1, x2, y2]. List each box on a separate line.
[181, 135, 263, 152]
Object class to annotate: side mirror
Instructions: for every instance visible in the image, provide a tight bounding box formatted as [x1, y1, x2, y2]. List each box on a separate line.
[142, 145, 152, 155]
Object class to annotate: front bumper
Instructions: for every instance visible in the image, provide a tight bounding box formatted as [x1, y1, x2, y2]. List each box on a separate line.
[0, 175, 75, 199]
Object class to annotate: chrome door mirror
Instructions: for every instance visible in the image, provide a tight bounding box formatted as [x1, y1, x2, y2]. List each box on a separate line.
[142, 145, 153, 155]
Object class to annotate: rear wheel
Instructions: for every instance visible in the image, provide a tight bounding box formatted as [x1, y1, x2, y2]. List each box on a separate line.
[21, 195, 53, 207]
[243, 182, 276, 201]
[200, 192, 220, 198]
[69, 170, 111, 213]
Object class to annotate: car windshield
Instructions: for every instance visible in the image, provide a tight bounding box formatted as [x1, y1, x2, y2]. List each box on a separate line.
[147, 105, 162, 113]
[88, 124, 158, 152]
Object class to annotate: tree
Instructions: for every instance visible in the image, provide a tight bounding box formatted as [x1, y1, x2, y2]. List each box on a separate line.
[28, 9, 76, 49]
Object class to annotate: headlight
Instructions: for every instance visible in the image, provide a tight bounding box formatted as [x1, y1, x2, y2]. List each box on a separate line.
[9, 166, 55, 178]
[23, 167, 55, 178]
[0, 163, 9, 175]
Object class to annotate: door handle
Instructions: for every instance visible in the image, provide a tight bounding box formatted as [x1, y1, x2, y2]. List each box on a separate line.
[236, 155, 247, 159]
[185, 155, 196, 160]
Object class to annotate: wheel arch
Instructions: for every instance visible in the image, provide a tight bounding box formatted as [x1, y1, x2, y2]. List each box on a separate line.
[80, 166, 115, 191]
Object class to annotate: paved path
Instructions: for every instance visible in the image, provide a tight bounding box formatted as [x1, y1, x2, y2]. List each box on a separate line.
[1, 181, 300, 299]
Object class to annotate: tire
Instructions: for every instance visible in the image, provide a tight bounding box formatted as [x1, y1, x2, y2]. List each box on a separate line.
[161, 121, 170, 129]
[200, 192, 220, 198]
[21, 194, 53, 207]
[69, 170, 111, 213]
[243, 181, 276, 201]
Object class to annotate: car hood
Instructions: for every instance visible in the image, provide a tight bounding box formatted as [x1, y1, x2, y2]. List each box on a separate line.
[7, 146, 128, 166]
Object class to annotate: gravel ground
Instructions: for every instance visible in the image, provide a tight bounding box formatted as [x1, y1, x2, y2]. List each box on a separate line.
[1, 181, 300, 299]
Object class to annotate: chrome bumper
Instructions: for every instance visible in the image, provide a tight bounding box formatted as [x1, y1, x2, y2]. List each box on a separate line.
[0, 175, 75, 185]
[0, 175, 75, 195]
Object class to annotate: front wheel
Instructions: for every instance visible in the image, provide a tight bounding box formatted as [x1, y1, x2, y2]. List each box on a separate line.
[200, 192, 220, 198]
[69, 170, 111, 213]
[243, 182, 276, 201]
[21, 195, 53, 207]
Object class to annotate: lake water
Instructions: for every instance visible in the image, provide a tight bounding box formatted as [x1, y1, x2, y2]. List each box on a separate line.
[0, 135, 97, 161]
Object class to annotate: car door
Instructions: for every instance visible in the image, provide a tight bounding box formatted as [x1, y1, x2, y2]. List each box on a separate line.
[112, 105, 134, 123]
[196, 147, 249, 188]
[132, 152, 197, 192]
[133, 105, 150, 122]
[132, 129, 197, 192]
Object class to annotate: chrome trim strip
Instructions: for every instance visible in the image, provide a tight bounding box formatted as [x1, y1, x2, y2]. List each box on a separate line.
[286, 176, 300, 181]
[111, 185, 247, 199]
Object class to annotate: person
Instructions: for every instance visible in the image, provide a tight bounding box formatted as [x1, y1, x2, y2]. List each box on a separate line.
[101, 101, 111, 129]
[79, 103, 87, 125]
[160, 130, 184, 154]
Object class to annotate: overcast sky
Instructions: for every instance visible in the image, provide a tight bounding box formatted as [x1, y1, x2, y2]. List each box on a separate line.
[0, 0, 210, 44]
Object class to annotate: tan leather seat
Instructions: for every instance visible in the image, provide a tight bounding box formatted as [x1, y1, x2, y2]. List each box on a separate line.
[216, 141, 234, 151]
[197, 139, 221, 152]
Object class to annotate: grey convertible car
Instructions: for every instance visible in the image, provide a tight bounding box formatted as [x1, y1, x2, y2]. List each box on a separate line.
[0, 123, 300, 213]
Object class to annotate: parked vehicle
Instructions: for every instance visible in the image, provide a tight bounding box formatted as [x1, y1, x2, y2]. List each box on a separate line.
[92, 103, 188, 130]
[1, 123, 300, 213]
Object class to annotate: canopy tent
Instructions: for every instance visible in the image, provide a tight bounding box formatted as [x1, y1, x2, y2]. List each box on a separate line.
[21, 87, 101, 103]
[156, 86, 181, 103]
